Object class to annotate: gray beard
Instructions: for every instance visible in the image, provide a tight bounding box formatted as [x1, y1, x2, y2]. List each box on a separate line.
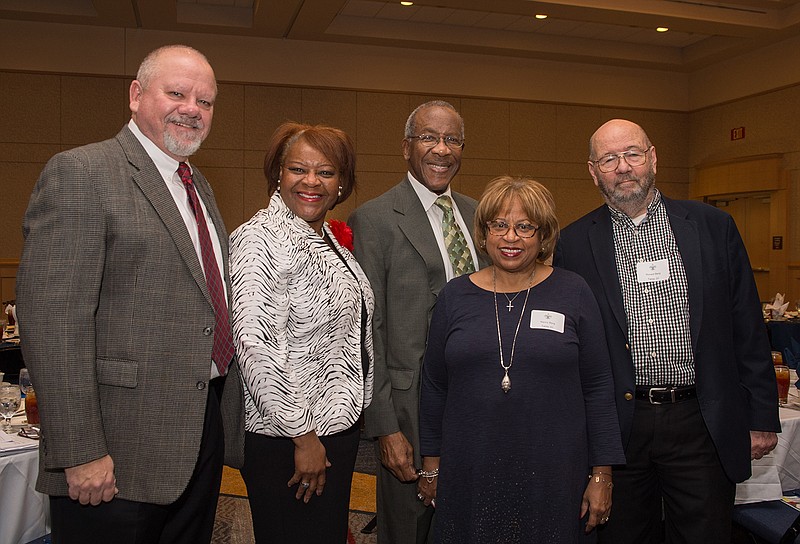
[600, 169, 655, 211]
[164, 131, 202, 158]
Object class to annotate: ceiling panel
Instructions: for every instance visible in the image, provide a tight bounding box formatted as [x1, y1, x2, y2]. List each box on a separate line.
[0, 0, 798, 72]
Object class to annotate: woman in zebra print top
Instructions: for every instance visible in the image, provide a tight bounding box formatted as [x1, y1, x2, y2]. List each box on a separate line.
[229, 122, 374, 543]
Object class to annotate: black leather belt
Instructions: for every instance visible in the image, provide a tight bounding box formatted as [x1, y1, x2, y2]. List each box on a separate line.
[635, 386, 696, 404]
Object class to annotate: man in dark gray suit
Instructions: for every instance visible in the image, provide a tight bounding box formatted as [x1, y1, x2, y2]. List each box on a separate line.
[349, 101, 485, 544]
[16, 44, 243, 544]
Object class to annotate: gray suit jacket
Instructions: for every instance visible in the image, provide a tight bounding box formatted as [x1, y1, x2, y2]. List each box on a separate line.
[16, 126, 244, 505]
[348, 177, 486, 462]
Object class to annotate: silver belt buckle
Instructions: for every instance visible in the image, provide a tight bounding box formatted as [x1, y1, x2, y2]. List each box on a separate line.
[648, 386, 672, 404]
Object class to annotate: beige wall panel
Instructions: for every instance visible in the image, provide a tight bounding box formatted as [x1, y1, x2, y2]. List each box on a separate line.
[0, 21, 126, 75]
[329, 197, 356, 225]
[691, 86, 800, 167]
[200, 167, 244, 235]
[242, 168, 269, 228]
[0, 163, 42, 260]
[509, 102, 558, 162]
[192, 148, 245, 169]
[657, 180, 690, 200]
[1, 276, 15, 306]
[1, 72, 61, 145]
[244, 150, 265, 170]
[300, 89, 358, 139]
[0, 143, 61, 164]
[507, 161, 561, 179]
[549, 179, 605, 228]
[61, 76, 129, 147]
[460, 99, 510, 161]
[356, 93, 410, 156]
[555, 105, 607, 163]
[455, 174, 492, 202]
[690, 33, 800, 110]
[243, 86, 302, 151]
[356, 154, 407, 175]
[352, 172, 405, 209]
[205, 83, 245, 151]
[460, 158, 509, 179]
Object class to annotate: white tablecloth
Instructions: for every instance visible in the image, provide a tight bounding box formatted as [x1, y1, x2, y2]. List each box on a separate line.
[0, 407, 49, 544]
[736, 403, 800, 504]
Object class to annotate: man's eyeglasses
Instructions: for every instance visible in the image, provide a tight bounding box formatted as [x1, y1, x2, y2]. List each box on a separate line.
[591, 146, 652, 173]
[486, 220, 540, 238]
[407, 134, 465, 150]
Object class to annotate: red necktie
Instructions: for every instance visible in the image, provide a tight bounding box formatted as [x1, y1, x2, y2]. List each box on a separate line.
[178, 162, 234, 375]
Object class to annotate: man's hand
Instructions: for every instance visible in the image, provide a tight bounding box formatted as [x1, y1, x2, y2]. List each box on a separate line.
[64, 454, 118, 506]
[378, 431, 418, 482]
[750, 430, 778, 460]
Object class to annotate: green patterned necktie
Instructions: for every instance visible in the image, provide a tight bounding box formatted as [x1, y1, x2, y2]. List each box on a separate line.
[434, 195, 476, 276]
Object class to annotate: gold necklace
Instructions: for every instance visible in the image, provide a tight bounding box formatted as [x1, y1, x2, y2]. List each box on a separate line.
[492, 265, 536, 393]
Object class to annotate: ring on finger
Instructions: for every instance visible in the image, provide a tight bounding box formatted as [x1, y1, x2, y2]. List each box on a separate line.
[417, 493, 424, 501]
[301, 482, 310, 488]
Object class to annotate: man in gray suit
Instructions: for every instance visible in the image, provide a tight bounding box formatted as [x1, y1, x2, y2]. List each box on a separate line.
[349, 101, 484, 544]
[16, 44, 243, 544]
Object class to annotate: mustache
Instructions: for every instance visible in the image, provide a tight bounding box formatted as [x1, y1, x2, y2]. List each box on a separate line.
[167, 115, 203, 129]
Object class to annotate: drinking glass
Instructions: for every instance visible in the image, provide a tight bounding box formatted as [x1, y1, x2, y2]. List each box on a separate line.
[0, 384, 21, 432]
[776, 365, 791, 406]
[18, 368, 33, 396]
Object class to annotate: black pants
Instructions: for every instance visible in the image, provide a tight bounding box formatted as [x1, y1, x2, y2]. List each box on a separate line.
[50, 378, 226, 544]
[598, 398, 735, 544]
[241, 423, 360, 544]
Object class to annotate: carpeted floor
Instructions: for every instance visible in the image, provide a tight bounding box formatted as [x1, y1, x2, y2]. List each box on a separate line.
[213, 434, 378, 543]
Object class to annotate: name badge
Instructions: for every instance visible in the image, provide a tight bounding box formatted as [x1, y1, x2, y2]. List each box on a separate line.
[636, 259, 669, 283]
[530, 310, 565, 333]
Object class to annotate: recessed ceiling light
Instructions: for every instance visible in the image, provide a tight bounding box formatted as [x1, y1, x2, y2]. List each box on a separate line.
[656, 27, 669, 32]
[400, 1, 414, 5]
[535, 14, 548, 20]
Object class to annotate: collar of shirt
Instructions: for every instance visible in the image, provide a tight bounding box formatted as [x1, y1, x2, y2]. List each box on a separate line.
[406, 172, 454, 211]
[127, 119, 190, 183]
[608, 189, 663, 229]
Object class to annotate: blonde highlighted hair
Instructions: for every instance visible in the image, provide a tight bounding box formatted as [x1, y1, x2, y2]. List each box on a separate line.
[474, 176, 559, 261]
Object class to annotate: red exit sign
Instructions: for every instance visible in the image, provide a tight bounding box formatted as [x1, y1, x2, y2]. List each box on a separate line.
[731, 127, 745, 140]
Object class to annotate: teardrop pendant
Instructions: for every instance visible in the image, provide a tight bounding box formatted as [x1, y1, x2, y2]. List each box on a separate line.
[501, 371, 511, 393]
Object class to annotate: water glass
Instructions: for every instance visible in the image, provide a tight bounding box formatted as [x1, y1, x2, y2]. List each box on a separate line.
[0, 384, 21, 432]
[18, 368, 33, 396]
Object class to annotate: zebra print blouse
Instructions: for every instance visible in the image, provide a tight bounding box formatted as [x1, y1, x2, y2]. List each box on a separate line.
[229, 192, 374, 437]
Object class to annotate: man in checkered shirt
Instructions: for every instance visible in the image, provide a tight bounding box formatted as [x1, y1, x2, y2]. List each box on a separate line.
[555, 119, 780, 544]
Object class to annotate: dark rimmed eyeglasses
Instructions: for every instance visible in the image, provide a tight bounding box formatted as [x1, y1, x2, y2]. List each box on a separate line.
[407, 134, 465, 150]
[486, 220, 540, 238]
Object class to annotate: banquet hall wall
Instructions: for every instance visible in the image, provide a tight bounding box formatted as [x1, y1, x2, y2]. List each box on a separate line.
[1, 22, 799, 304]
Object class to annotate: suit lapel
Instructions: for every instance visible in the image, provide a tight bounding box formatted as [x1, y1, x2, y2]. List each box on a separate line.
[116, 128, 211, 303]
[663, 198, 703, 348]
[394, 178, 448, 296]
[588, 207, 629, 337]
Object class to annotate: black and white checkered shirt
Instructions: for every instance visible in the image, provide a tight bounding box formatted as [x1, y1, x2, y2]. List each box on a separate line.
[610, 190, 695, 386]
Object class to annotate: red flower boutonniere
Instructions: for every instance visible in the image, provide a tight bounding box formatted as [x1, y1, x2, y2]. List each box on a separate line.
[327, 219, 354, 252]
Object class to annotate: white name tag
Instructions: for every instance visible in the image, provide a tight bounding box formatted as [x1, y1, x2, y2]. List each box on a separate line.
[636, 259, 669, 283]
[529, 310, 565, 333]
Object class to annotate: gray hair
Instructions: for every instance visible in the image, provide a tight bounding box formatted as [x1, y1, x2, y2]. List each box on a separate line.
[404, 100, 464, 139]
[136, 45, 212, 89]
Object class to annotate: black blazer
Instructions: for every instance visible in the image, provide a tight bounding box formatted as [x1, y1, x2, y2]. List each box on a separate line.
[554, 195, 780, 482]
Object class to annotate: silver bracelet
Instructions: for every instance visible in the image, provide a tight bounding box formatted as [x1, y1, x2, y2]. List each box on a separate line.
[418, 468, 439, 483]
